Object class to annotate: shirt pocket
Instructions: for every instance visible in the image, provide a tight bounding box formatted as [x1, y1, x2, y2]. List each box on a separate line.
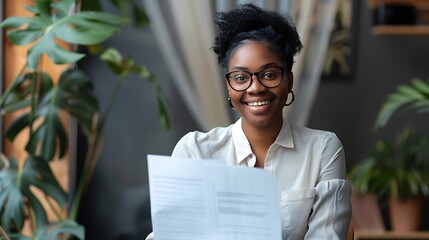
[279, 189, 316, 238]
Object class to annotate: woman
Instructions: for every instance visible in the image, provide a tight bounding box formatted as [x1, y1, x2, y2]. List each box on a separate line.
[147, 3, 351, 240]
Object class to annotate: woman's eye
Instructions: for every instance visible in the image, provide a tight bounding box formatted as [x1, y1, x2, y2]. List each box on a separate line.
[234, 75, 248, 82]
[263, 72, 276, 79]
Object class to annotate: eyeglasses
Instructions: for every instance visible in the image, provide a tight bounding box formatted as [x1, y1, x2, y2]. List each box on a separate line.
[225, 66, 285, 91]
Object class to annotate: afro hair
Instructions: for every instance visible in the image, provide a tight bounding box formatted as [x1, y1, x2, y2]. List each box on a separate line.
[212, 3, 303, 70]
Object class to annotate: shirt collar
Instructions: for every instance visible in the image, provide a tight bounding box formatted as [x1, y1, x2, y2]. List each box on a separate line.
[275, 120, 295, 149]
[232, 118, 252, 165]
[232, 118, 295, 165]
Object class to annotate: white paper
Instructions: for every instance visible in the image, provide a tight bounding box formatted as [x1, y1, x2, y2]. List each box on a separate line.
[147, 154, 282, 240]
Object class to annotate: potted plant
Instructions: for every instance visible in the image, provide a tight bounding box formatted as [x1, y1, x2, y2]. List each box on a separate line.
[349, 77, 429, 231]
[348, 127, 429, 231]
[0, 0, 169, 239]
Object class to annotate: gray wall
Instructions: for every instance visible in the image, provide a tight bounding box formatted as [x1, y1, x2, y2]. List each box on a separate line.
[77, 18, 199, 240]
[78, 1, 429, 239]
[308, 1, 429, 168]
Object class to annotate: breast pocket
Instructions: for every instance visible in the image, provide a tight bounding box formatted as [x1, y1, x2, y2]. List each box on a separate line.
[279, 189, 316, 239]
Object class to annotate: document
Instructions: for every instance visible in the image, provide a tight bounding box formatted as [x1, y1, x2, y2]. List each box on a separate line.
[147, 154, 282, 240]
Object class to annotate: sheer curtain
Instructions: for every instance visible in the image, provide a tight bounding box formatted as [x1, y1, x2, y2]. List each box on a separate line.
[142, 0, 338, 130]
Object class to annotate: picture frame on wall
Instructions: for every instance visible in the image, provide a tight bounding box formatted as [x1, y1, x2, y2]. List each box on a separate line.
[322, 0, 359, 81]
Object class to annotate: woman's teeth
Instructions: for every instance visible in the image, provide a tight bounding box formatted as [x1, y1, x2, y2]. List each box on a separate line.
[248, 101, 270, 106]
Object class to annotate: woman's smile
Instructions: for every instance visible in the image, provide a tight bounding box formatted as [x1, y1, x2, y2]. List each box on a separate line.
[247, 100, 271, 106]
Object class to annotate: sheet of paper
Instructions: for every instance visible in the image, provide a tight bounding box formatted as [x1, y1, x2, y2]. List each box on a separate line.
[147, 154, 282, 240]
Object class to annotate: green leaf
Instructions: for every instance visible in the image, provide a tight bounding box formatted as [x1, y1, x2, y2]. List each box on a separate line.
[24, 188, 49, 229]
[2, 99, 32, 113]
[374, 101, 403, 129]
[51, 0, 76, 15]
[132, 1, 150, 27]
[0, 16, 31, 29]
[109, 0, 150, 27]
[0, 158, 25, 232]
[2, 3, 128, 70]
[374, 78, 429, 129]
[36, 0, 54, 24]
[4, 112, 31, 141]
[21, 156, 68, 209]
[0, 156, 64, 233]
[3, 69, 98, 161]
[397, 85, 426, 100]
[1, 71, 53, 113]
[7, 29, 43, 46]
[34, 220, 85, 240]
[158, 96, 171, 130]
[411, 78, 429, 95]
[56, 69, 99, 137]
[348, 127, 429, 200]
[27, 33, 85, 70]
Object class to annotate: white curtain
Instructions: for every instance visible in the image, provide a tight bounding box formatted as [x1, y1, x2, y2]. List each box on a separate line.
[284, 0, 338, 125]
[142, 0, 338, 130]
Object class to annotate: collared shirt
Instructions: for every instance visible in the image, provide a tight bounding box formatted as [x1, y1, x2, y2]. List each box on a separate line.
[171, 118, 352, 240]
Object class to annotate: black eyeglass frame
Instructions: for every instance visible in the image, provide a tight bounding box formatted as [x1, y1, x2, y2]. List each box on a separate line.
[225, 66, 286, 92]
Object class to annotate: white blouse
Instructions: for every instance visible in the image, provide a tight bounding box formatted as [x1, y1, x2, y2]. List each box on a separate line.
[147, 118, 352, 240]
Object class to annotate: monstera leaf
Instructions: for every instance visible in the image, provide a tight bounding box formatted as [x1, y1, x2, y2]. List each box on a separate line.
[0, 156, 67, 232]
[0, 0, 127, 70]
[7, 220, 84, 240]
[2, 69, 98, 161]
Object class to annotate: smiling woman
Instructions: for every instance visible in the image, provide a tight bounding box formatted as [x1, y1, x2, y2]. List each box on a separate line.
[146, 3, 352, 240]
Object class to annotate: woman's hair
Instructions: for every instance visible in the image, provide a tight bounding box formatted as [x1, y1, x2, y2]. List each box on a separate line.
[212, 3, 303, 71]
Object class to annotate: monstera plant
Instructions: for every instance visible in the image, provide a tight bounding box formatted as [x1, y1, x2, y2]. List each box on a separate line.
[0, 0, 169, 239]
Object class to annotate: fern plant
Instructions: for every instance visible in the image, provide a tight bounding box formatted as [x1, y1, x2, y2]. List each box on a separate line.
[0, 0, 169, 239]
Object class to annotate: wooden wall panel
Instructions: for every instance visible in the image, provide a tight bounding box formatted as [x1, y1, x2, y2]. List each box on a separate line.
[3, 0, 71, 231]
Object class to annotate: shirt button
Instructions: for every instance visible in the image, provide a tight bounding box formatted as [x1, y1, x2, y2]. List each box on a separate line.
[249, 153, 254, 158]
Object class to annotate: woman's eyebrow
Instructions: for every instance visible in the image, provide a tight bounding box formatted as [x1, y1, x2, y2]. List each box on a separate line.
[230, 63, 281, 71]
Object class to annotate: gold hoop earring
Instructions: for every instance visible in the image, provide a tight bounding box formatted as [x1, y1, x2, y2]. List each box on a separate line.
[228, 96, 235, 109]
[285, 90, 295, 106]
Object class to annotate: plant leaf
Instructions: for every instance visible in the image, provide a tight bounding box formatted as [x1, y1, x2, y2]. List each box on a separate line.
[1, 71, 53, 113]
[34, 220, 85, 240]
[4, 112, 31, 141]
[0, 16, 31, 28]
[0, 158, 25, 232]
[21, 156, 68, 210]
[374, 78, 429, 129]
[0, 156, 67, 232]
[1, 2, 128, 70]
[411, 78, 429, 95]
[27, 33, 85, 70]
[56, 69, 99, 138]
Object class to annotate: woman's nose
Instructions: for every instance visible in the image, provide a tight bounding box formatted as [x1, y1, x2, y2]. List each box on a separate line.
[246, 75, 266, 93]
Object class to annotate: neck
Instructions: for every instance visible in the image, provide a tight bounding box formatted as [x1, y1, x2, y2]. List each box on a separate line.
[242, 118, 283, 151]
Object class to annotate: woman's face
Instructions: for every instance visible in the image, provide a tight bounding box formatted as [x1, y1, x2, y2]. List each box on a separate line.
[226, 41, 293, 128]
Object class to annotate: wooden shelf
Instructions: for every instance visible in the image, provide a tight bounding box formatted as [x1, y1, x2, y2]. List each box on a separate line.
[355, 231, 429, 240]
[368, 0, 429, 10]
[372, 25, 429, 35]
[368, 0, 429, 35]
